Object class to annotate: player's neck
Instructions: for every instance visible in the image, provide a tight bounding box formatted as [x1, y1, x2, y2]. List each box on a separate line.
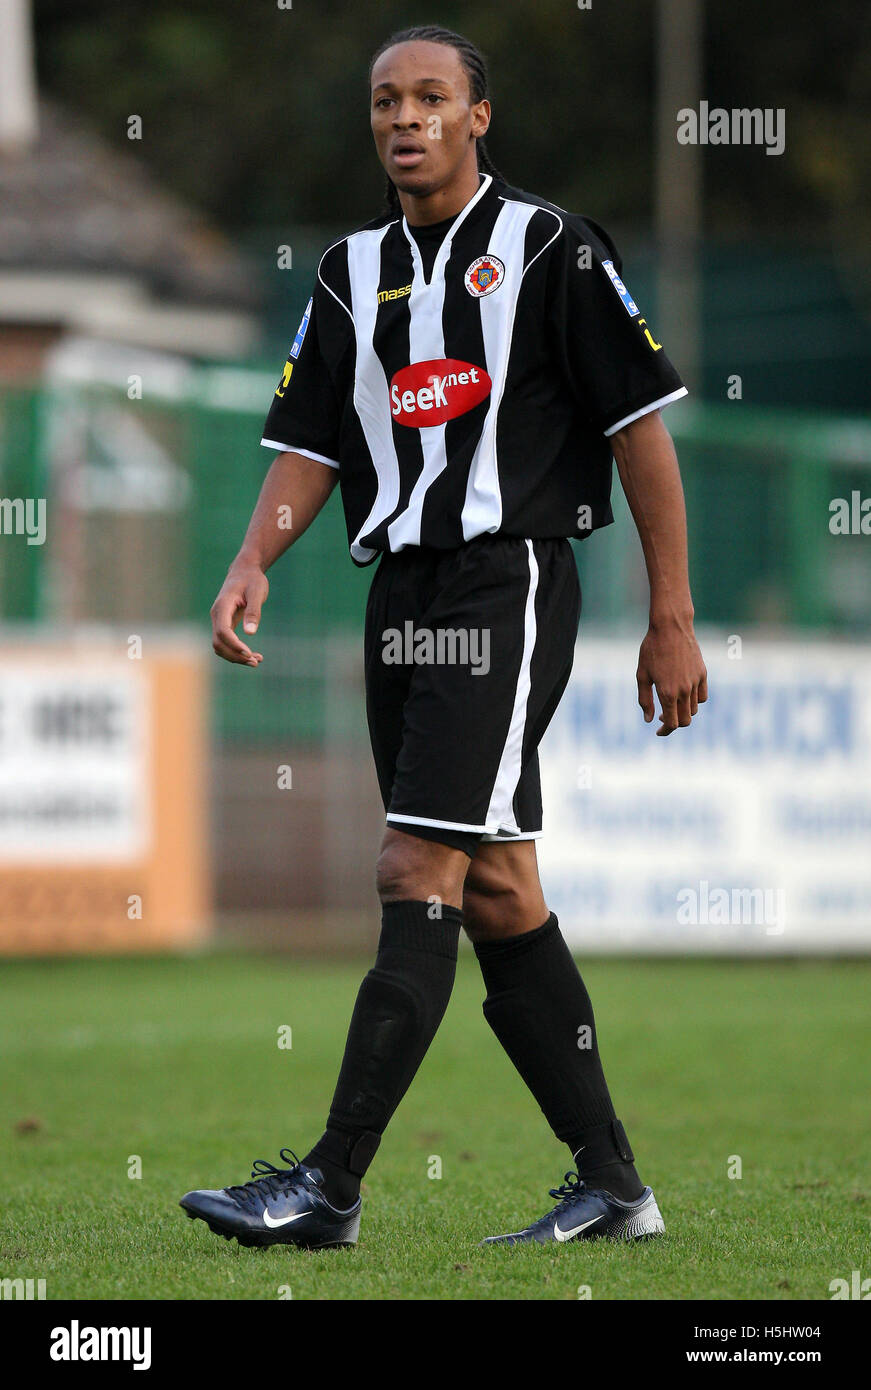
[398, 163, 485, 227]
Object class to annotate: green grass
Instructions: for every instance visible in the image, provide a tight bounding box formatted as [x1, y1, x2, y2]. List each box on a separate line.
[1, 952, 868, 1301]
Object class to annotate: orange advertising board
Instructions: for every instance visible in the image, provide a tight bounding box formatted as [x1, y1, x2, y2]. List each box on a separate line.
[0, 637, 209, 953]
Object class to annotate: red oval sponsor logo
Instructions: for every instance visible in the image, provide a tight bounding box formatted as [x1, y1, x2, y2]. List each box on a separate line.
[389, 358, 491, 428]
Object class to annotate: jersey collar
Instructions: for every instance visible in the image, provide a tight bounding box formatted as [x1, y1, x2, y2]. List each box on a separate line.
[399, 173, 495, 281]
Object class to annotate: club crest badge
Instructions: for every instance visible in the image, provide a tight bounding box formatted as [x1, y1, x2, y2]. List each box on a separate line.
[465, 255, 505, 298]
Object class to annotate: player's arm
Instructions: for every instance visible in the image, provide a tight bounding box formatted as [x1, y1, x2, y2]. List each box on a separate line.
[210, 450, 339, 667]
[610, 410, 708, 736]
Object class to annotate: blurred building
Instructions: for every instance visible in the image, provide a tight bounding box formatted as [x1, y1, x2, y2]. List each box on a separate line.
[0, 0, 260, 377]
[0, 99, 260, 378]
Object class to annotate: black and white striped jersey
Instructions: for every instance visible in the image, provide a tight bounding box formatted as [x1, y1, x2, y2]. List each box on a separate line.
[261, 172, 687, 566]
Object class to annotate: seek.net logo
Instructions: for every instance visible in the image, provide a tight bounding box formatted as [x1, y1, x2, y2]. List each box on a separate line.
[390, 359, 491, 427]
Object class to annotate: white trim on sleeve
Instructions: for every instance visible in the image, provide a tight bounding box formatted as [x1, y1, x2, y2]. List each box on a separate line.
[259, 440, 340, 468]
[603, 386, 688, 438]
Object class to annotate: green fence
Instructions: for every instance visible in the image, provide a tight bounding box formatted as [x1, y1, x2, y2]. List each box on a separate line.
[2, 376, 871, 741]
[0, 387, 43, 621]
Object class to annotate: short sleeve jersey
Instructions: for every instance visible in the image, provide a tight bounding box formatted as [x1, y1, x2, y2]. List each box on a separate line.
[261, 172, 687, 566]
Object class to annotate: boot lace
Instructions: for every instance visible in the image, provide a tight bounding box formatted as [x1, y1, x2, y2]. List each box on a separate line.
[548, 1170, 587, 1212]
[225, 1147, 306, 1210]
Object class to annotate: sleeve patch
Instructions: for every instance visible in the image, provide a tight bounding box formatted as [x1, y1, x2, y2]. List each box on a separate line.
[601, 260, 640, 317]
[289, 297, 313, 359]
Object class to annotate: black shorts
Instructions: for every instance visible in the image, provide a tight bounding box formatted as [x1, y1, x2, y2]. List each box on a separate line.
[364, 533, 581, 857]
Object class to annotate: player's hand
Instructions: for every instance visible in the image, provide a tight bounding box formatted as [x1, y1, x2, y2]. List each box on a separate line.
[210, 563, 269, 667]
[636, 619, 707, 736]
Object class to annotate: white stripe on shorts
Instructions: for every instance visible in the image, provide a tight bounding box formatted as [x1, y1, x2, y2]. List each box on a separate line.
[479, 829, 542, 842]
[482, 538, 539, 836]
[386, 812, 491, 834]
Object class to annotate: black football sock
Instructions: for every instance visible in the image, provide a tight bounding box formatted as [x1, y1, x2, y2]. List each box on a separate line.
[304, 899, 462, 1209]
[473, 912, 644, 1203]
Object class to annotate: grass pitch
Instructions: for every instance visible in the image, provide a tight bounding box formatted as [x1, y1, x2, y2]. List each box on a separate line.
[1, 951, 868, 1301]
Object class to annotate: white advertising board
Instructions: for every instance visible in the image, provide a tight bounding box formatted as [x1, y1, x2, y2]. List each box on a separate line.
[537, 637, 871, 952]
[0, 662, 149, 863]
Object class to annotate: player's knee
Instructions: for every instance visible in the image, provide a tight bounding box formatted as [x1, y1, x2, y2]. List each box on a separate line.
[462, 865, 525, 941]
[375, 837, 460, 905]
[375, 843, 412, 901]
[461, 888, 504, 941]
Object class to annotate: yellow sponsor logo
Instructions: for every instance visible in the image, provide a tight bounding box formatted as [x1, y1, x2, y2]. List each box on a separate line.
[377, 283, 412, 304]
[638, 318, 662, 352]
[275, 360, 293, 397]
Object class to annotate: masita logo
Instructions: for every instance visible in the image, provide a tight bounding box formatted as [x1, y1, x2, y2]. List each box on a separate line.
[390, 359, 491, 427]
[50, 1320, 152, 1371]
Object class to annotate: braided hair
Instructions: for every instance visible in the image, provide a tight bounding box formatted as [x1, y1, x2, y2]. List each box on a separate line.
[368, 25, 504, 214]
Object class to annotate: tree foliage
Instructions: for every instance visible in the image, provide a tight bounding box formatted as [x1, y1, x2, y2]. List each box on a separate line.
[33, 0, 870, 242]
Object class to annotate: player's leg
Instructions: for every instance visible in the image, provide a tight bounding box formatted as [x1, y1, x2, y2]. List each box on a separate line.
[463, 828, 664, 1243]
[179, 553, 472, 1249]
[301, 827, 470, 1209]
[296, 543, 484, 1210]
[452, 531, 662, 1243]
[178, 826, 468, 1250]
[463, 837, 642, 1195]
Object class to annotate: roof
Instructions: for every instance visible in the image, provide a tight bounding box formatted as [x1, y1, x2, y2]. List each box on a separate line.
[0, 100, 259, 311]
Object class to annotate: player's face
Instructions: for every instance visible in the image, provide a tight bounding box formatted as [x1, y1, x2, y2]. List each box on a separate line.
[370, 41, 490, 198]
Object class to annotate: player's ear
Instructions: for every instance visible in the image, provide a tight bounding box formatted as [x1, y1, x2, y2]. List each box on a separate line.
[471, 99, 490, 139]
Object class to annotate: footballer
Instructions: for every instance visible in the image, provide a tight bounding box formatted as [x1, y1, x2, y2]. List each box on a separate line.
[181, 24, 707, 1250]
